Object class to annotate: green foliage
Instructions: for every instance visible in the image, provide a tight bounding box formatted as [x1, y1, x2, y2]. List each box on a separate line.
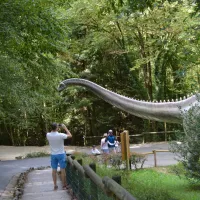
[24, 151, 50, 158]
[0, 0, 70, 145]
[1, 0, 200, 146]
[129, 169, 200, 200]
[71, 154, 200, 199]
[130, 152, 147, 169]
[170, 100, 200, 182]
[97, 156, 200, 200]
[108, 153, 125, 169]
[168, 162, 187, 177]
[60, 0, 200, 143]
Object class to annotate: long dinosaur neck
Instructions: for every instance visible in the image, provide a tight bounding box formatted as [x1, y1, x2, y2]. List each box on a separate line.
[58, 78, 198, 124]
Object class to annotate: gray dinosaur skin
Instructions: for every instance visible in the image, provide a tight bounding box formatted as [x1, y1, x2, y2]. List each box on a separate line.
[58, 78, 199, 124]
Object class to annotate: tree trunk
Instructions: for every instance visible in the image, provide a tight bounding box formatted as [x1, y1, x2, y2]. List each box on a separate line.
[137, 29, 153, 100]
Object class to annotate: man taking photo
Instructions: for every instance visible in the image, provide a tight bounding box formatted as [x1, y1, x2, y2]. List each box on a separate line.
[47, 122, 72, 190]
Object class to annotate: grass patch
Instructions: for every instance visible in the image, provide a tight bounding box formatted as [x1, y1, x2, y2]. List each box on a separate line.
[24, 151, 50, 158]
[71, 153, 200, 200]
[128, 169, 200, 200]
[97, 166, 200, 200]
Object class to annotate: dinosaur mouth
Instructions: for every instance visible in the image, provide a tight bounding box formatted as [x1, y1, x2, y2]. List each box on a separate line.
[57, 82, 65, 92]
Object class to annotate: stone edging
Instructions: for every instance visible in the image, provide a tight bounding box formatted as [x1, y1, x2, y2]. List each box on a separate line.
[0, 173, 20, 200]
[0, 166, 50, 200]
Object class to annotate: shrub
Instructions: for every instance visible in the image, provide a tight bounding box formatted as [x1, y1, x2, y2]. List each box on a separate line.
[109, 153, 125, 169]
[130, 152, 147, 169]
[24, 151, 50, 158]
[170, 100, 200, 182]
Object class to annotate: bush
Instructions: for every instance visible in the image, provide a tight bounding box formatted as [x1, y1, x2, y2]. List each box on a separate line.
[24, 151, 50, 158]
[109, 153, 125, 169]
[168, 162, 187, 177]
[170, 100, 200, 182]
[130, 152, 147, 169]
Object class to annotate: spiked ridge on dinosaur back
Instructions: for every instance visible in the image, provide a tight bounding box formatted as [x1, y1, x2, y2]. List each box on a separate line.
[58, 78, 200, 124]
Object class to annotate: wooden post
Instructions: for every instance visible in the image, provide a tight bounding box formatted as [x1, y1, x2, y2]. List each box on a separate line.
[120, 131, 130, 170]
[89, 163, 96, 172]
[112, 176, 121, 185]
[71, 155, 75, 160]
[125, 131, 130, 170]
[89, 163, 98, 200]
[77, 159, 83, 166]
[83, 136, 86, 146]
[112, 176, 121, 200]
[153, 150, 157, 167]
[164, 122, 167, 141]
[102, 176, 137, 200]
[142, 134, 145, 144]
[76, 159, 84, 200]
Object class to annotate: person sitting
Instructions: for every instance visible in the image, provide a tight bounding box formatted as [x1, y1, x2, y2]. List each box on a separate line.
[91, 145, 101, 155]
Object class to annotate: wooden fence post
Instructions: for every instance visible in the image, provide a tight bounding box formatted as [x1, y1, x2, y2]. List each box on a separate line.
[112, 176, 121, 200]
[71, 155, 75, 160]
[77, 159, 82, 166]
[153, 150, 157, 167]
[89, 163, 98, 200]
[142, 134, 145, 144]
[112, 176, 121, 185]
[121, 131, 130, 170]
[164, 122, 167, 141]
[77, 159, 84, 199]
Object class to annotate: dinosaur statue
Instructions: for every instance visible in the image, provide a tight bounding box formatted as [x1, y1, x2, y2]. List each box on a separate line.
[58, 78, 199, 124]
[58, 78, 200, 175]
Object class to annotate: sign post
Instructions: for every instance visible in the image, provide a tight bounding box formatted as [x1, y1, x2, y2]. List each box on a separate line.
[120, 130, 130, 170]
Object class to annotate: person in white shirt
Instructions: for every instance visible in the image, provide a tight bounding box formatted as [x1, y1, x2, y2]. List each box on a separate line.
[46, 123, 72, 190]
[91, 145, 101, 155]
[101, 133, 109, 154]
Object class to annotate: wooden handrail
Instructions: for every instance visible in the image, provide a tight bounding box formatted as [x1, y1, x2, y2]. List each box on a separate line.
[140, 149, 170, 155]
[154, 150, 170, 153]
[103, 176, 136, 200]
[84, 131, 177, 139]
[83, 165, 107, 193]
[66, 156, 137, 200]
[67, 156, 74, 167]
[73, 160, 85, 176]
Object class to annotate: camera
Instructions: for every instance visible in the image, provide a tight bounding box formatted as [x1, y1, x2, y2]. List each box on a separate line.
[58, 124, 62, 127]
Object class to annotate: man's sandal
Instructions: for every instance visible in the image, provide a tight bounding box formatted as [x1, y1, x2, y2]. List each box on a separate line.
[54, 185, 58, 190]
[62, 185, 69, 190]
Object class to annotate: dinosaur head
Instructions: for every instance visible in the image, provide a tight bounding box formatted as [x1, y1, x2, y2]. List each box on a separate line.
[58, 82, 66, 92]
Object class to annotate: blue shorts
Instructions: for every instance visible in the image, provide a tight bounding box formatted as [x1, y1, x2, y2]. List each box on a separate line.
[51, 153, 66, 169]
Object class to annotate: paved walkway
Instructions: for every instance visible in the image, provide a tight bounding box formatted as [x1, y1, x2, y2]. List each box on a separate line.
[0, 142, 178, 197]
[22, 169, 71, 200]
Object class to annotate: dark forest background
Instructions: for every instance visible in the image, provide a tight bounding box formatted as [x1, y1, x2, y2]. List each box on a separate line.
[0, 0, 199, 146]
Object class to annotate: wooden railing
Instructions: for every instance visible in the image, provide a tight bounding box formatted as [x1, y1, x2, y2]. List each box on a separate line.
[129, 131, 176, 144]
[83, 131, 177, 145]
[141, 149, 170, 167]
[66, 155, 136, 200]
